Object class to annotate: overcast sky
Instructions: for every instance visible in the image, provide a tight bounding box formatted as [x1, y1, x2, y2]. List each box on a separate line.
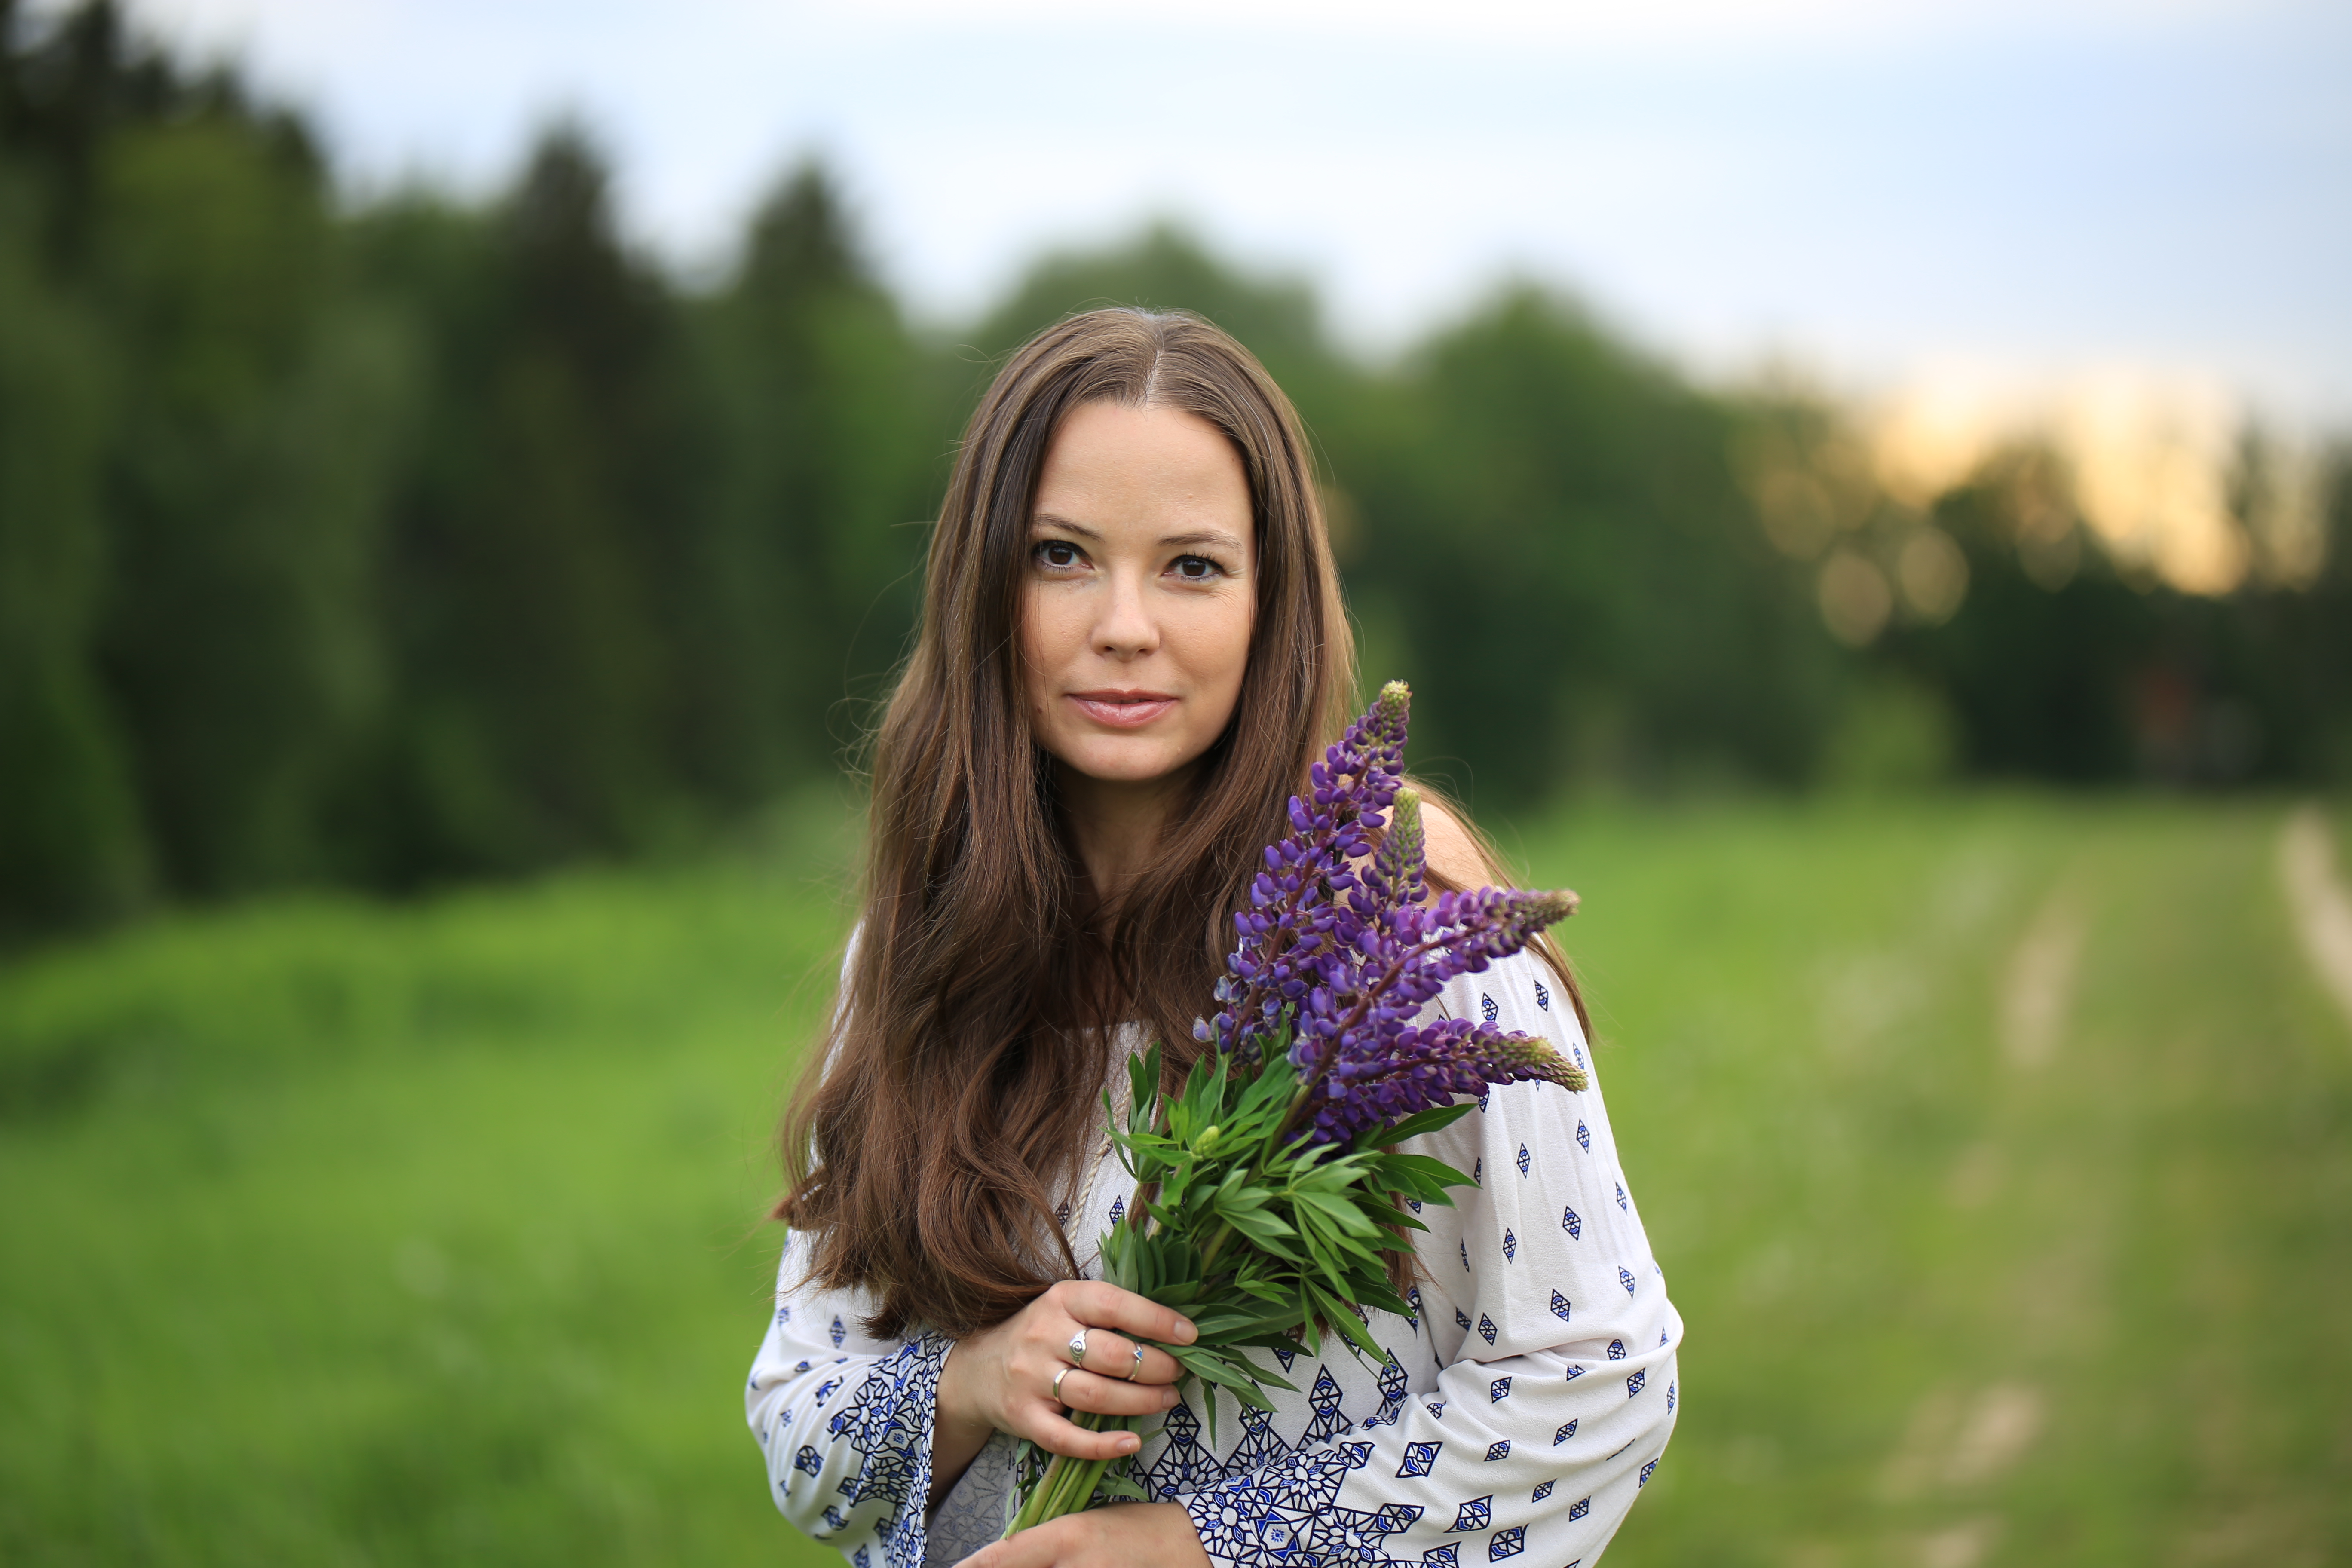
[107, 0, 2352, 428]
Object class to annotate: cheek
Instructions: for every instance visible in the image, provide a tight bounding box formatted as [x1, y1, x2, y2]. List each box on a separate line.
[1200, 591, 1256, 703]
[1018, 591, 1057, 710]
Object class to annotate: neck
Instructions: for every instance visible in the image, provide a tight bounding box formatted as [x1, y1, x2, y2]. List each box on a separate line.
[1054, 760, 1197, 908]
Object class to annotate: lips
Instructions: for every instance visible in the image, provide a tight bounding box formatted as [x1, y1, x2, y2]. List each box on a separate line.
[1068, 690, 1179, 729]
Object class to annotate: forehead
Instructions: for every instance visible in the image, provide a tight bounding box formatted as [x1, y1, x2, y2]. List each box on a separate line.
[1032, 402, 1252, 545]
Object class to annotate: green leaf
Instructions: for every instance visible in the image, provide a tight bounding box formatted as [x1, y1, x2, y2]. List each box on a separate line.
[1373, 1154, 1476, 1202]
[1219, 1210, 1305, 1262]
[1307, 1282, 1386, 1358]
[1168, 1345, 1289, 1402]
[1359, 1102, 1477, 1148]
[1293, 1189, 1382, 1238]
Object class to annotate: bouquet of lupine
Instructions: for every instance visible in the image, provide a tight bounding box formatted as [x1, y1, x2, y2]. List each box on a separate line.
[1003, 682, 1587, 1536]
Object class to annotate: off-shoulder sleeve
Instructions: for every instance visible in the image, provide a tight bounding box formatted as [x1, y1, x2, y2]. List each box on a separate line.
[747, 1228, 951, 1567]
[1179, 949, 1681, 1567]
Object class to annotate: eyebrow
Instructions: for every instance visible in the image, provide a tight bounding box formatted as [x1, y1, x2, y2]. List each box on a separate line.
[1031, 513, 1245, 553]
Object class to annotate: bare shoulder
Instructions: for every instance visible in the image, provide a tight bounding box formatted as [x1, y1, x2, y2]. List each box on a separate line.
[1416, 796, 1502, 888]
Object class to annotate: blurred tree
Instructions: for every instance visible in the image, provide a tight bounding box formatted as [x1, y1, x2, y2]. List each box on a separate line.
[90, 114, 399, 894]
[1338, 289, 1844, 805]
[2, 0, 401, 907]
[1877, 449, 2155, 782]
[695, 162, 945, 794]
[1877, 441, 2352, 787]
[356, 126, 693, 881]
[0, 167, 143, 934]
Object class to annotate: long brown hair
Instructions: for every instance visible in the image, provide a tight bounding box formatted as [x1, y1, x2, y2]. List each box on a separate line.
[774, 308, 1580, 1340]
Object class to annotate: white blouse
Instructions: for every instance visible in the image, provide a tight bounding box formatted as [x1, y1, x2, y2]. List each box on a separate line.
[746, 947, 1682, 1567]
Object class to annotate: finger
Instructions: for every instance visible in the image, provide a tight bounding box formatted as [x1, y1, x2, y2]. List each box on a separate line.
[1019, 1401, 1152, 1462]
[1054, 1280, 1197, 1348]
[955, 1516, 1083, 1568]
[1050, 1367, 1183, 1421]
[1063, 1326, 1185, 1387]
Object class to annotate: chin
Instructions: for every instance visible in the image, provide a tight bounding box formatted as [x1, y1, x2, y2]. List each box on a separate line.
[1064, 738, 1194, 786]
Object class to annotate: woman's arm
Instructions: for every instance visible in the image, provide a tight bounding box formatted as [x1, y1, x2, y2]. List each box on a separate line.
[747, 1234, 956, 1564]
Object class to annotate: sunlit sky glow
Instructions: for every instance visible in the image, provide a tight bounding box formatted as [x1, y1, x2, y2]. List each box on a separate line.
[71, 0, 2352, 582]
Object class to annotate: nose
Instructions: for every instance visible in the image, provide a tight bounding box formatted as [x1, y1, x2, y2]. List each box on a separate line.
[1092, 567, 1160, 660]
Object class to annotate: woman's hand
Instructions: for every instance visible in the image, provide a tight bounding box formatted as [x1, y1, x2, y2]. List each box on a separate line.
[954, 1502, 1212, 1568]
[930, 1280, 1196, 1503]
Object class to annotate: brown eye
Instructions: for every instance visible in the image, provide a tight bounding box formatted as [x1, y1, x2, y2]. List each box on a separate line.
[1038, 542, 1081, 569]
[1173, 555, 1221, 581]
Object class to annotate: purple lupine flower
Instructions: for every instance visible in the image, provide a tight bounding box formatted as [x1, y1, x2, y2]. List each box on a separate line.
[1203, 681, 1586, 1147]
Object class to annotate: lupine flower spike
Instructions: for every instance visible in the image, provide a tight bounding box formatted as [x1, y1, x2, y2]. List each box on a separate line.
[1205, 681, 1585, 1142]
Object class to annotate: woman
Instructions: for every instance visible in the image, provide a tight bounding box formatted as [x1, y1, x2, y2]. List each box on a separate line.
[747, 310, 1680, 1568]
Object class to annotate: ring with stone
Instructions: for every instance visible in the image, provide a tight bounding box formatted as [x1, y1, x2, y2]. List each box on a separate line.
[1121, 1344, 1145, 1381]
[1051, 1365, 1074, 1403]
[1066, 1328, 1090, 1367]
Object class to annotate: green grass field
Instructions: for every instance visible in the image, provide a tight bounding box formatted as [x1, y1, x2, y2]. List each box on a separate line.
[4, 796, 2349, 1566]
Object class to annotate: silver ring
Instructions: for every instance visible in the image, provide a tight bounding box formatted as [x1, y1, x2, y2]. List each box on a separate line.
[1066, 1329, 1089, 1367]
[1121, 1344, 1145, 1381]
[1051, 1365, 1074, 1402]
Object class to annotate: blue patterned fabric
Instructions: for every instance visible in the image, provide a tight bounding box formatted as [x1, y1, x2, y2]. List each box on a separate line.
[746, 949, 1681, 1568]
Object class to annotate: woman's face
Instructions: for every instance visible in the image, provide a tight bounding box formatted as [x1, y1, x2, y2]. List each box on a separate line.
[1021, 399, 1257, 792]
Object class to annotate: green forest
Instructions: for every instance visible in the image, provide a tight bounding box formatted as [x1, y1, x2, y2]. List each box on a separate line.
[5, 0, 2350, 945]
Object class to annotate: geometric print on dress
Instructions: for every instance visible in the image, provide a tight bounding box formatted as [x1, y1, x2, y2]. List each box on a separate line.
[1302, 1365, 1355, 1446]
[806, 1334, 948, 1568]
[1222, 1401, 1292, 1480]
[1145, 1401, 1222, 1501]
[1562, 1206, 1581, 1240]
[1366, 1353, 1412, 1429]
[1488, 1524, 1526, 1559]
[1183, 1440, 1386, 1565]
